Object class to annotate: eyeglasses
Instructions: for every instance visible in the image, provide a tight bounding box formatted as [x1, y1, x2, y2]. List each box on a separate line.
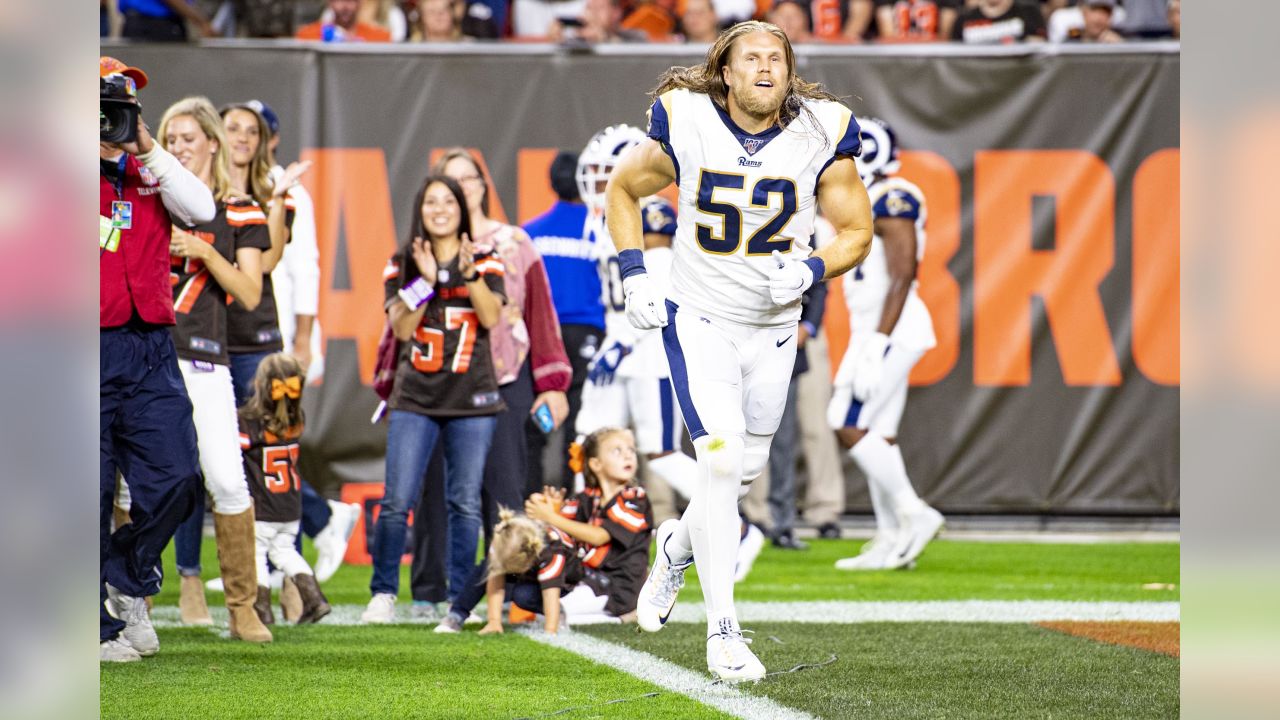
[456, 175, 484, 185]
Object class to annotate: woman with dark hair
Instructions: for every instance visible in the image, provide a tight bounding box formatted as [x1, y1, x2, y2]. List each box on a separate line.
[362, 175, 507, 623]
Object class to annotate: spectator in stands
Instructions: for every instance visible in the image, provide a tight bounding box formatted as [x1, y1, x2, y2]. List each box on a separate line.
[1114, 0, 1172, 38]
[455, 0, 503, 38]
[296, 0, 394, 41]
[623, 0, 679, 41]
[768, 0, 813, 44]
[708, 0, 760, 27]
[524, 153, 605, 493]
[407, 149, 572, 621]
[1068, 0, 1123, 42]
[810, 0, 876, 42]
[412, 0, 463, 40]
[316, 0, 409, 39]
[951, 0, 1046, 42]
[117, 0, 216, 40]
[362, 176, 506, 624]
[874, 0, 960, 41]
[549, 0, 649, 43]
[678, 0, 720, 43]
[1166, 0, 1178, 39]
[513, 0, 588, 38]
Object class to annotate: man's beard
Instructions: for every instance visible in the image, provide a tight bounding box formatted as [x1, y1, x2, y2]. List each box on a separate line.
[735, 85, 786, 119]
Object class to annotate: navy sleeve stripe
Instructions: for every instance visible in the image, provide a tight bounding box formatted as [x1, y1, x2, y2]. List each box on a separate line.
[837, 113, 863, 158]
[647, 97, 670, 145]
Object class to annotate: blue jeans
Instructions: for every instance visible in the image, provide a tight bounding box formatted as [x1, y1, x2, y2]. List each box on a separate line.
[229, 350, 273, 406]
[370, 410, 496, 598]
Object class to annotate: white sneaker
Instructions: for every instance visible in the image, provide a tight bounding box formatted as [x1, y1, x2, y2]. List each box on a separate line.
[636, 519, 691, 632]
[891, 506, 945, 567]
[835, 532, 899, 571]
[733, 523, 765, 583]
[205, 577, 224, 593]
[314, 501, 361, 583]
[106, 585, 158, 657]
[433, 613, 464, 634]
[707, 624, 766, 683]
[100, 636, 141, 663]
[361, 593, 397, 624]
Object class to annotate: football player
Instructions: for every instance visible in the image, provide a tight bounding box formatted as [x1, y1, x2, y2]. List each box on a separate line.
[827, 117, 944, 571]
[607, 22, 873, 682]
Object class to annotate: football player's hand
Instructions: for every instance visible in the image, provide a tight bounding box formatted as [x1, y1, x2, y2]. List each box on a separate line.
[622, 273, 668, 330]
[410, 236, 437, 285]
[586, 341, 632, 386]
[768, 250, 816, 306]
[852, 332, 890, 402]
[478, 621, 504, 635]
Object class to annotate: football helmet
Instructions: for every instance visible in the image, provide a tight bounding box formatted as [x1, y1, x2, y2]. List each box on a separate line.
[576, 124, 648, 213]
[854, 117, 901, 186]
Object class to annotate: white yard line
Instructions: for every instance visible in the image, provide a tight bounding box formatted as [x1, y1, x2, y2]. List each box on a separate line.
[150, 600, 1179, 628]
[524, 628, 817, 720]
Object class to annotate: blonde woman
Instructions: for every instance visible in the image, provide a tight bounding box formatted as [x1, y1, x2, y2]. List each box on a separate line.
[154, 96, 274, 643]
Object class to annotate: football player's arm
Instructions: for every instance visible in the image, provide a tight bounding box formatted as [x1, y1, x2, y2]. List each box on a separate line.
[875, 216, 917, 336]
[605, 139, 676, 255]
[813, 157, 874, 278]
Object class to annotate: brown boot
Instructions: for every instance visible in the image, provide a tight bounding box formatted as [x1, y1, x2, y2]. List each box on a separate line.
[290, 574, 332, 625]
[280, 576, 303, 623]
[254, 586, 275, 626]
[112, 504, 131, 531]
[213, 509, 273, 643]
[179, 575, 213, 625]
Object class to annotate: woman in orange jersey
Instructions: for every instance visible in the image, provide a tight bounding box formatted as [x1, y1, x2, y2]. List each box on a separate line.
[154, 96, 273, 643]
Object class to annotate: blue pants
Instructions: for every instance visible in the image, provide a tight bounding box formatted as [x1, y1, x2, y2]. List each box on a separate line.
[173, 350, 330, 574]
[371, 410, 496, 598]
[100, 326, 201, 641]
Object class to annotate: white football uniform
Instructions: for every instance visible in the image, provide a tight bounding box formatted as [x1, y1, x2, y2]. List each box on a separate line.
[828, 175, 937, 437]
[648, 88, 862, 441]
[576, 198, 683, 455]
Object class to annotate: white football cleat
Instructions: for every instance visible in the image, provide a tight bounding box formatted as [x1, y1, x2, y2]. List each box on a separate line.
[314, 501, 362, 583]
[733, 523, 765, 583]
[636, 519, 691, 632]
[106, 585, 158, 657]
[707, 625, 766, 683]
[361, 593, 397, 624]
[100, 636, 142, 663]
[891, 505, 945, 567]
[835, 532, 899, 571]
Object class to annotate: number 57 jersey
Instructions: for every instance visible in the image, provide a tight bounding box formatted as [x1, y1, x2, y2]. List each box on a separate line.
[647, 88, 862, 328]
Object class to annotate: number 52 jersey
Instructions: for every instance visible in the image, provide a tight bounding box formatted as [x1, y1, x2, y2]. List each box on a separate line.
[647, 88, 862, 328]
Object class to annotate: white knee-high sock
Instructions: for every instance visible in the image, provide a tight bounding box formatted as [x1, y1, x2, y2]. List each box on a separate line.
[865, 469, 899, 534]
[850, 434, 923, 523]
[688, 434, 745, 637]
[648, 452, 699, 501]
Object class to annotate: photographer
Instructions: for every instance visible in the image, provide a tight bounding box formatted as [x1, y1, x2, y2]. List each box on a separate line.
[99, 56, 214, 663]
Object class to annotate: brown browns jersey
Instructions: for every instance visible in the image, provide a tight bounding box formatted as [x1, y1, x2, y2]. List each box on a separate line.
[226, 202, 296, 354]
[169, 199, 270, 365]
[239, 416, 303, 524]
[383, 248, 507, 417]
[560, 485, 653, 615]
[508, 526, 583, 595]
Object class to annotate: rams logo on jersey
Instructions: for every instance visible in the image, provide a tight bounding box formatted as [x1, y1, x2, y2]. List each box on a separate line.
[885, 191, 913, 216]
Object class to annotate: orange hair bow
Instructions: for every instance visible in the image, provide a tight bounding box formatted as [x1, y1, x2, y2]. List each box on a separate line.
[270, 376, 302, 400]
[567, 441, 585, 475]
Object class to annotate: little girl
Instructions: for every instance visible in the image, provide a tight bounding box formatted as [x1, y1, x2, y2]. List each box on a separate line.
[240, 353, 331, 625]
[525, 427, 654, 624]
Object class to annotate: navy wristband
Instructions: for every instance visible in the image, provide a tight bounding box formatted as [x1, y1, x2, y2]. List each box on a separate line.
[803, 257, 826, 285]
[617, 248, 648, 280]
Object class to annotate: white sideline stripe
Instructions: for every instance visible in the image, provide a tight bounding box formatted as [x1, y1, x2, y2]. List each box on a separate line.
[524, 628, 816, 720]
[149, 600, 1178, 628]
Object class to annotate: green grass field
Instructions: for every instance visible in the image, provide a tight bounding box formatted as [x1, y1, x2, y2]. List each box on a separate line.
[104, 536, 1179, 719]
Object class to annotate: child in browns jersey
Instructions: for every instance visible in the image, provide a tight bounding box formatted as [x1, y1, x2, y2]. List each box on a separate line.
[239, 353, 331, 625]
[435, 508, 582, 635]
[525, 427, 654, 624]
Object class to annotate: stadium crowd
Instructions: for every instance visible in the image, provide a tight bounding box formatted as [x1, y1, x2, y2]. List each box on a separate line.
[101, 0, 1179, 44]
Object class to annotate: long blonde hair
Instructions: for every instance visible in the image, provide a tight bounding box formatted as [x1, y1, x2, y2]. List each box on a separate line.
[488, 508, 545, 578]
[220, 104, 274, 211]
[238, 353, 306, 439]
[649, 20, 840, 130]
[158, 96, 235, 203]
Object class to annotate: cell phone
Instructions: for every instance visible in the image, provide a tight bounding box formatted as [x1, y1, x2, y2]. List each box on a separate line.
[533, 403, 555, 434]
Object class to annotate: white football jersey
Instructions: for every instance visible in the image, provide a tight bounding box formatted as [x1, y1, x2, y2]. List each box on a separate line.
[842, 175, 937, 352]
[648, 88, 863, 328]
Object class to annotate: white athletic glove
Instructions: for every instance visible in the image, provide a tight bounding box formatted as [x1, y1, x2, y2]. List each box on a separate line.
[851, 332, 891, 401]
[623, 273, 668, 330]
[768, 250, 820, 306]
